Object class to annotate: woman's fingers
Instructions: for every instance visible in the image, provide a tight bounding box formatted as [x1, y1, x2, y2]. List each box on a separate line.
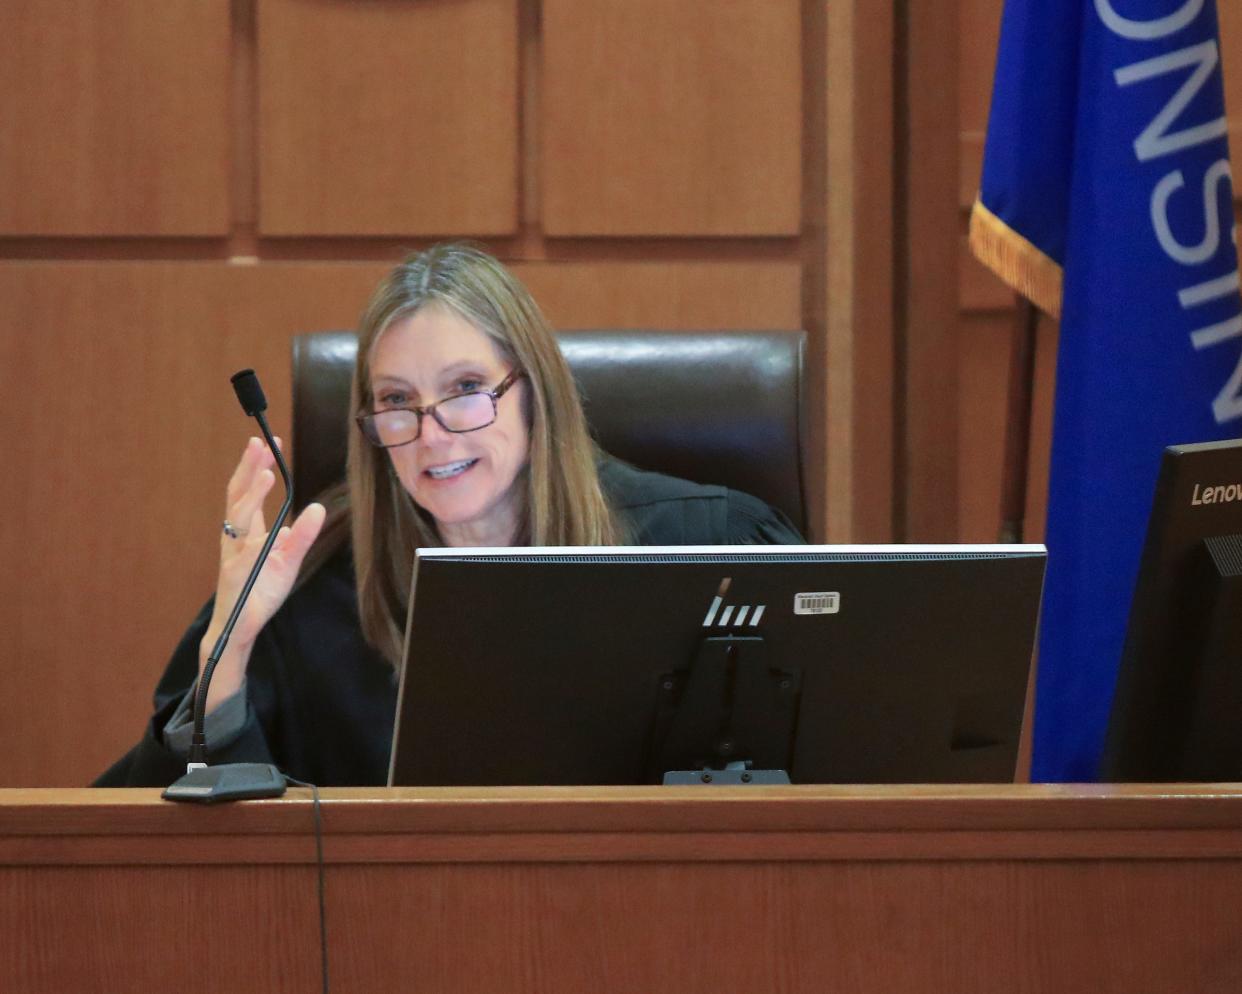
[224, 467, 276, 544]
[293, 500, 327, 541]
[224, 436, 283, 508]
[225, 437, 267, 506]
[271, 502, 327, 570]
[207, 439, 305, 662]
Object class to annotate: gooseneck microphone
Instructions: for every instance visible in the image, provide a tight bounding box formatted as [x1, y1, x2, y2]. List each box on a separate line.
[163, 369, 293, 803]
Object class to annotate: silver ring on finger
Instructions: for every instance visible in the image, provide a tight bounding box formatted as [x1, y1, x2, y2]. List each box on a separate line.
[222, 519, 249, 540]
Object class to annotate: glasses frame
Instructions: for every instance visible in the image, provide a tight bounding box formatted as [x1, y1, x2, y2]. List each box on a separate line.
[356, 369, 524, 449]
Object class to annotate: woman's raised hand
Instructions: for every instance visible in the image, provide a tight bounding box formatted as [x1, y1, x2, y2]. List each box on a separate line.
[199, 436, 327, 712]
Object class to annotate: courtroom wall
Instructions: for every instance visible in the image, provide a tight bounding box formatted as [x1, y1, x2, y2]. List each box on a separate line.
[0, 0, 829, 785]
[2, 1, 1240, 785]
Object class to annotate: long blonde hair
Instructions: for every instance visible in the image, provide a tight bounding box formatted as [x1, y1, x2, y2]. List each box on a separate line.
[309, 244, 625, 666]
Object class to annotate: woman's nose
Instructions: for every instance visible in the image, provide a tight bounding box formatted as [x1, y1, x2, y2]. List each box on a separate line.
[417, 412, 455, 445]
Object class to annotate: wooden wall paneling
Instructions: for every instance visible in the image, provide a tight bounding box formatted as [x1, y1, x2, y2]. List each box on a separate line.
[255, 859, 1242, 992]
[958, 235, 1056, 547]
[1219, 2, 1242, 150]
[823, 1, 896, 542]
[957, 311, 1013, 542]
[956, 0, 1019, 543]
[518, 0, 542, 237]
[1022, 314, 1058, 544]
[957, 0, 1004, 209]
[799, 0, 829, 543]
[1, 263, 264, 787]
[18, 855, 1224, 994]
[230, 0, 261, 254]
[959, 236, 1018, 541]
[959, 233, 1016, 315]
[0, 261, 391, 787]
[8, 787, 1242, 994]
[899, 0, 961, 541]
[540, 0, 802, 237]
[0, 2, 231, 236]
[513, 261, 802, 331]
[256, 0, 520, 236]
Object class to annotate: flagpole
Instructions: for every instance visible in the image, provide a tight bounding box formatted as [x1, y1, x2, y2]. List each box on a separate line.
[1001, 294, 1041, 781]
[999, 295, 1039, 543]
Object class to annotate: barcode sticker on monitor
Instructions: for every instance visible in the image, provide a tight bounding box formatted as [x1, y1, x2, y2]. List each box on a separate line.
[794, 592, 839, 615]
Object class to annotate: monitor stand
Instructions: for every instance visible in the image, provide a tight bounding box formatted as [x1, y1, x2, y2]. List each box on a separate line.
[648, 634, 801, 785]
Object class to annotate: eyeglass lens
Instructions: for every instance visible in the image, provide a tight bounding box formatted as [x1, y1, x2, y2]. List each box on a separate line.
[365, 391, 497, 447]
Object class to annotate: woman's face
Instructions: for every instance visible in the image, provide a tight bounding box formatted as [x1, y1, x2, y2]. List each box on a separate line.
[369, 304, 530, 547]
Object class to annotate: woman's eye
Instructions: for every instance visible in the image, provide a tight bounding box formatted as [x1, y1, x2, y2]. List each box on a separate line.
[378, 391, 408, 408]
[453, 378, 484, 394]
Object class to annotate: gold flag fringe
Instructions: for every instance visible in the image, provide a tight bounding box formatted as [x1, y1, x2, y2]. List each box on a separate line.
[969, 198, 1063, 319]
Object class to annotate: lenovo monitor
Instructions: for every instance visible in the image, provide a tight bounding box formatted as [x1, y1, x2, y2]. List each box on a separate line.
[1102, 438, 1242, 781]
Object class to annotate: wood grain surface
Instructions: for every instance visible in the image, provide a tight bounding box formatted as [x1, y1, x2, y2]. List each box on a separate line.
[257, 0, 519, 235]
[541, 0, 801, 236]
[3, 786, 1242, 994]
[0, 2, 231, 235]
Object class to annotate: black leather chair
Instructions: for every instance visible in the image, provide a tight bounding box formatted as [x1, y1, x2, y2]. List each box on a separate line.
[291, 329, 809, 533]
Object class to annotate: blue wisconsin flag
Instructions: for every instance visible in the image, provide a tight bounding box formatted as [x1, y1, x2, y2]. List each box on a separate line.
[971, 0, 1242, 781]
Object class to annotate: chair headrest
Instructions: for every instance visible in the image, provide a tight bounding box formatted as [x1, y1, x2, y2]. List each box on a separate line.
[292, 329, 807, 532]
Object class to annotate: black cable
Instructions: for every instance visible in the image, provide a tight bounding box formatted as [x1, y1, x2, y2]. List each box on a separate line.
[285, 776, 329, 994]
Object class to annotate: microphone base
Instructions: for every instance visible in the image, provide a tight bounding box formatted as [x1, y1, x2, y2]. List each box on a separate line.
[162, 763, 288, 804]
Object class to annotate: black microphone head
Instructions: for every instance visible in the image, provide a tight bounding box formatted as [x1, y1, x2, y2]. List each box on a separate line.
[231, 369, 268, 416]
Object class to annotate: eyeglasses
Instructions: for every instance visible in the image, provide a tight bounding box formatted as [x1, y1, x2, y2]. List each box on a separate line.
[356, 369, 523, 449]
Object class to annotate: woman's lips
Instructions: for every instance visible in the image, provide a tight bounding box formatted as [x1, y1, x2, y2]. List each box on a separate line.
[423, 457, 479, 481]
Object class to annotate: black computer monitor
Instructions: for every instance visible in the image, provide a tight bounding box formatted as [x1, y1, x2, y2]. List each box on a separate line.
[387, 544, 1047, 786]
[1102, 438, 1242, 782]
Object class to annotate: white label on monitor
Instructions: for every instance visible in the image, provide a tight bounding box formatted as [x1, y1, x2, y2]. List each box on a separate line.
[794, 592, 839, 615]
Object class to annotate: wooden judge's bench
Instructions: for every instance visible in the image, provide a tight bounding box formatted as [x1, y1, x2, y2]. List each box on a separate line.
[3, 784, 1242, 993]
